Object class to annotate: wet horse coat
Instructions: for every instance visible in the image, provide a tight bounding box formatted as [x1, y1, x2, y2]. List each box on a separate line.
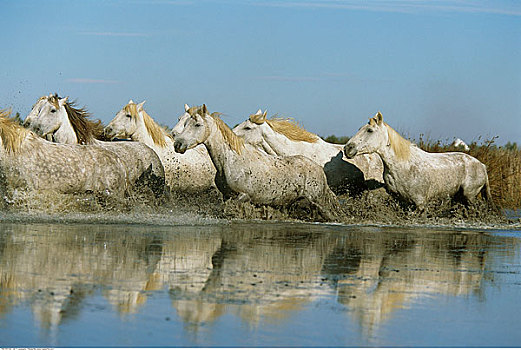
[24, 94, 166, 195]
[104, 101, 216, 192]
[232, 110, 383, 193]
[0, 112, 128, 202]
[173, 105, 343, 221]
[344, 112, 493, 209]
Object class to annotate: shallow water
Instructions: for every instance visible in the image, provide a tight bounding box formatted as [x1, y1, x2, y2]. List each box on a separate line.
[0, 220, 519, 347]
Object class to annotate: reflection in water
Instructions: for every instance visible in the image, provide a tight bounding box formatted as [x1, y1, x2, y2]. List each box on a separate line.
[322, 230, 493, 336]
[0, 223, 519, 345]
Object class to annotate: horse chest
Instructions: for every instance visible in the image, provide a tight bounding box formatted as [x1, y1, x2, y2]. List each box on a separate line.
[384, 166, 422, 199]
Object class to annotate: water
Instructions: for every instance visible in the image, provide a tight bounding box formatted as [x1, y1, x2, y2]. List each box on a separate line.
[0, 221, 519, 347]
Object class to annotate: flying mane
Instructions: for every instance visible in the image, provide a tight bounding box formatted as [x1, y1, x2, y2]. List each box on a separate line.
[48, 94, 104, 144]
[189, 106, 244, 154]
[249, 113, 319, 143]
[0, 110, 30, 153]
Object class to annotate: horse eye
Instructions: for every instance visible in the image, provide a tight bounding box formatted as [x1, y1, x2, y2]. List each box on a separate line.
[51, 109, 56, 113]
[367, 128, 374, 133]
[244, 126, 251, 130]
[126, 114, 132, 118]
[195, 123, 202, 127]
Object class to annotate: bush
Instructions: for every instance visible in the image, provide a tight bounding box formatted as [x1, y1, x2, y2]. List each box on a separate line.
[323, 135, 350, 144]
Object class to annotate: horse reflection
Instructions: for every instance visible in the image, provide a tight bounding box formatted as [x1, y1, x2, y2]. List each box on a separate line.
[0, 223, 517, 339]
[321, 228, 491, 336]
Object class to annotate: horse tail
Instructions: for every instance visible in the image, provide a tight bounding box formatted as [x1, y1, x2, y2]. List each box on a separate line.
[481, 174, 497, 210]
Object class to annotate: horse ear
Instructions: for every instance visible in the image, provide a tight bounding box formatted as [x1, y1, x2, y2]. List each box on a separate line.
[202, 104, 207, 114]
[262, 110, 267, 119]
[59, 96, 68, 107]
[128, 99, 135, 104]
[137, 101, 146, 111]
[255, 109, 262, 115]
[375, 112, 383, 125]
[184, 104, 190, 112]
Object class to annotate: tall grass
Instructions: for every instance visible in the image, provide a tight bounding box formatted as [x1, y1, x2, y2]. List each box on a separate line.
[417, 135, 521, 209]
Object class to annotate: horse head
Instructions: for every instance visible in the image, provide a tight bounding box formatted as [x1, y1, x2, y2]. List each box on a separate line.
[233, 109, 267, 146]
[28, 94, 69, 141]
[344, 112, 388, 159]
[104, 100, 145, 140]
[171, 104, 192, 140]
[23, 95, 52, 128]
[232, 109, 279, 155]
[173, 104, 210, 154]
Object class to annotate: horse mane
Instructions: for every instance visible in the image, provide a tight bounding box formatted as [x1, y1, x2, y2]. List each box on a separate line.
[187, 105, 244, 154]
[211, 114, 245, 154]
[123, 102, 170, 147]
[142, 109, 170, 147]
[64, 102, 104, 144]
[47, 94, 104, 144]
[0, 110, 30, 153]
[249, 113, 319, 143]
[384, 123, 411, 161]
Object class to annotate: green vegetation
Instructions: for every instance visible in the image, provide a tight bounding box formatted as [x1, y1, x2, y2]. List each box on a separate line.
[322, 135, 350, 144]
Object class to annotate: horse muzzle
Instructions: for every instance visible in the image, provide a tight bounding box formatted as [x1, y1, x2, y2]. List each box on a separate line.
[344, 143, 358, 159]
[174, 140, 187, 154]
[103, 127, 116, 139]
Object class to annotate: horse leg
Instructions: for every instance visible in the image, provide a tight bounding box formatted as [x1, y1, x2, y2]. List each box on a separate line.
[411, 196, 427, 216]
[236, 192, 251, 203]
[307, 187, 344, 222]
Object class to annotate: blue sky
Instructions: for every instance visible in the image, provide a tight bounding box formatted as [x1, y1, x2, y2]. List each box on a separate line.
[1, 0, 520, 144]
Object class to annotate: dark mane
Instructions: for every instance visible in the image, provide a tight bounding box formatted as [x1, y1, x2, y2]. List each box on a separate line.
[63, 101, 104, 144]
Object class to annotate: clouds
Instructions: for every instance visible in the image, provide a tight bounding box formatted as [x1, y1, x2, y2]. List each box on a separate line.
[255, 73, 354, 82]
[242, 0, 521, 16]
[79, 31, 149, 37]
[66, 78, 120, 84]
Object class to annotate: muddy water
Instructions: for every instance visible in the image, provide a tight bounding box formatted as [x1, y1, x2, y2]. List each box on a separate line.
[0, 221, 519, 347]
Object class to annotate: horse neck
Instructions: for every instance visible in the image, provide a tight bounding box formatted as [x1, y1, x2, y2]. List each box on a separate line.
[375, 134, 420, 174]
[263, 126, 341, 164]
[54, 117, 78, 144]
[133, 115, 173, 153]
[203, 118, 241, 174]
[132, 118, 158, 146]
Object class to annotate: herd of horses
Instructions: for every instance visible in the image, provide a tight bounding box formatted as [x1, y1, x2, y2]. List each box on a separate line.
[0, 93, 493, 220]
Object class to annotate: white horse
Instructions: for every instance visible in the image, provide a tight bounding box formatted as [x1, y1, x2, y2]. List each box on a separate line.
[104, 100, 216, 192]
[0, 110, 130, 202]
[232, 110, 384, 194]
[451, 138, 470, 152]
[23, 94, 51, 129]
[344, 112, 493, 210]
[172, 105, 343, 222]
[24, 94, 166, 195]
